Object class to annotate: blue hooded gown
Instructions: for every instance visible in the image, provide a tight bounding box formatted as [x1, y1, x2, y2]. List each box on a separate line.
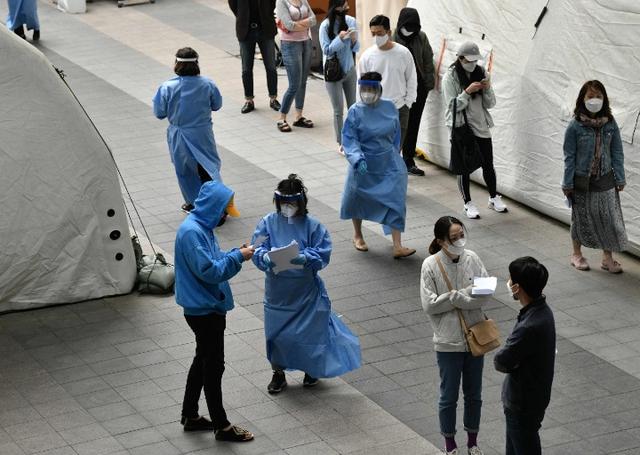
[252, 213, 361, 378]
[174, 181, 245, 316]
[340, 99, 408, 234]
[153, 76, 223, 205]
[6, 0, 39, 31]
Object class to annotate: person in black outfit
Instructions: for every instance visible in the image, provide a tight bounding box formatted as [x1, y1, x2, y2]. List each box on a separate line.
[494, 257, 556, 455]
[229, 0, 281, 113]
[392, 7, 435, 176]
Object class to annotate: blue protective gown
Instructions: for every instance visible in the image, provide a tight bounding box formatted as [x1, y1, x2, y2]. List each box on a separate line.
[252, 213, 361, 378]
[6, 0, 39, 31]
[174, 181, 245, 316]
[153, 76, 223, 205]
[340, 99, 408, 234]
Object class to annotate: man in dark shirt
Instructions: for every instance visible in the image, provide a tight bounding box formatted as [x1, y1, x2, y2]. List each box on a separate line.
[229, 0, 281, 114]
[494, 256, 555, 455]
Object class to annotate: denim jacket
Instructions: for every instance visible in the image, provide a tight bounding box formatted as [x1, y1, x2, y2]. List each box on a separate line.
[562, 118, 625, 190]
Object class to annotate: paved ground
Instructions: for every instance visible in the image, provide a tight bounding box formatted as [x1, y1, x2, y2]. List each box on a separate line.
[2, 0, 640, 454]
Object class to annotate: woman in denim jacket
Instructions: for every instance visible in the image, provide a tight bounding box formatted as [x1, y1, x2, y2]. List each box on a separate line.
[562, 80, 627, 273]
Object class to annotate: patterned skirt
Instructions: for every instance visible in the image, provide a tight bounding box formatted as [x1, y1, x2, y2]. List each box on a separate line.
[571, 188, 628, 252]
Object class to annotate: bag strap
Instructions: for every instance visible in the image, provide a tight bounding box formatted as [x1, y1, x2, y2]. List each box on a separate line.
[435, 255, 453, 291]
[435, 255, 469, 332]
[451, 98, 457, 139]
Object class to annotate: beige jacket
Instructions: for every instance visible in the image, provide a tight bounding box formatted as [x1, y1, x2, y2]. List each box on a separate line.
[420, 249, 489, 352]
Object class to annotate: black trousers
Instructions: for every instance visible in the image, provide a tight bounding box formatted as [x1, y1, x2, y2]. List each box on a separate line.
[457, 136, 497, 203]
[182, 313, 230, 431]
[505, 408, 543, 455]
[403, 82, 429, 167]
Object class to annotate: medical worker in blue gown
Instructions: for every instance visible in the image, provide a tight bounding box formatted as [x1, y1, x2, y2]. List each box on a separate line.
[340, 71, 416, 259]
[153, 47, 223, 214]
[6, 0, 40, 40]
[251, 174, 361, 394]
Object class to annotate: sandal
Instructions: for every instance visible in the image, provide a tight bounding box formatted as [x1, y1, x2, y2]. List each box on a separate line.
[601, 259, 623, 274]
[353, 238, 368, 252]
[277, 120, 292, 132]
[570, 254, 590, 271]
[292, 117, 314, 128]
[215, 425, 254, 442]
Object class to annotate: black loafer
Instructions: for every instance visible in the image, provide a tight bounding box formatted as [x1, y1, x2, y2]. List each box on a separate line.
[181, 416, 214, 432]
[407, 166, 425, 176]
[269, 99, 281, 111]
[241, 101, 255, 114]
[181, 203, 194, 213]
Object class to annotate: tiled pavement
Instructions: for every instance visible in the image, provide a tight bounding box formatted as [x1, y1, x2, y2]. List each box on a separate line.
[2, 0, 640, 454]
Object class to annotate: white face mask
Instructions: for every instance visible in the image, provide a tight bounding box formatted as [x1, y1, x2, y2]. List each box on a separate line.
[280, 203, 298, 218]
[400, 27, 414, 37]
[375, 34, 389, 48]
[360, 91, 379, 105]
[585, 97, 603, 114]
[461, 61, 477, 72]
[445, 237, 466, 256]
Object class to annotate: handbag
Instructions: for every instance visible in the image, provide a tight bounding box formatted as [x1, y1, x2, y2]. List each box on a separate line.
[435, 256, 501, 357]
[324, 54, 344, 82]
[449, 97, 483, 175]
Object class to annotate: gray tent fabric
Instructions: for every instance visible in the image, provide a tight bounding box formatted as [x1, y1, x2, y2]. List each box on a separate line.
[0, 27, 136, 311]
[411, 0, 640, 255]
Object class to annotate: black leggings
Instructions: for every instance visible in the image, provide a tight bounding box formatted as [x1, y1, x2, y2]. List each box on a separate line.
[458, 136, 497, 203]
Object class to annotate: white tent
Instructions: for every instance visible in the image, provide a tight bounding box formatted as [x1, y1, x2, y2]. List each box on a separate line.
[0, 27, 137, 312]
[411, 0, 640, 255]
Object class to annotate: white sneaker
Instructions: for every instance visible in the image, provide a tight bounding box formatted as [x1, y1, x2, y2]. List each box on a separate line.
[464, 202, 480, 219]
[468, 446, 484, 455]
[488, 195, 508, 212]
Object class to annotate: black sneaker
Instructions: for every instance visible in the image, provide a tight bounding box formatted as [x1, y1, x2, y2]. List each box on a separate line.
[407, 165, 425, 176]
[181, 203, 194, 213]
[32, 29, 40, 41]
[267, 370, 287, 394]
[269, 98, 281, 111]
[303, 373, 319, 387]
[13, 26, 25, 39]
[181, 415, 214, 432]
[241, 101, 255, 114]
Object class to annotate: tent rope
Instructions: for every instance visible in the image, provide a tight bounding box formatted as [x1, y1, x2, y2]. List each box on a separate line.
[54, 66, 158, 259]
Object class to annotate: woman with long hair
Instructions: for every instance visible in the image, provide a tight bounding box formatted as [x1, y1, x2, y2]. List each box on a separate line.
[319, 0, 359, 153]
[562, 80, 627, 272]
[442, 41, 507, 219]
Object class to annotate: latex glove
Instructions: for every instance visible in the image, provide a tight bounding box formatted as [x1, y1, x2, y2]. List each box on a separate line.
[356, 160, 368, 175]
[290, 254, 306, 266]
[263, 253, 275, 270]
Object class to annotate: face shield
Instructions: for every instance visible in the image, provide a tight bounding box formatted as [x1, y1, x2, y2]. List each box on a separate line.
[274, 191, 305, 223]
[358, 79, 382, 105]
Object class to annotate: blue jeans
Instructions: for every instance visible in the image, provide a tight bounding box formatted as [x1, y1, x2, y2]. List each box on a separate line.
[238, 28, 277, 99]
[505, 408, 543, 455]
[436, 351, 484, 437]
[325, 66, 357, 144]
[280, 39, 312, 115]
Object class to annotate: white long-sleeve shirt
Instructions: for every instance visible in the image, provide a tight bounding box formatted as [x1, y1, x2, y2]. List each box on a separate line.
[358, 43, 417, 109]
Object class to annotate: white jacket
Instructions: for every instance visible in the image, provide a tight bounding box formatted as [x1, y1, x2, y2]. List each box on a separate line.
[420, 249, 489, 352]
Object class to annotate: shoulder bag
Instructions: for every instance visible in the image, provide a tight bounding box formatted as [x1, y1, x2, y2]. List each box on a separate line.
[324, 54, 344, 82]
[435, 256, 501, 357]
[449, 97, 483, 175]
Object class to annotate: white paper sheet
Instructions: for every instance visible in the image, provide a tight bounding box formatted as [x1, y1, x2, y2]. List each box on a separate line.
[269, 241, 303, 274]
[472, 277, 497, 296]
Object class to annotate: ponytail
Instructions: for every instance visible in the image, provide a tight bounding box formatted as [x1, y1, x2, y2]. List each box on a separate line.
[428, 238, 441, 255]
